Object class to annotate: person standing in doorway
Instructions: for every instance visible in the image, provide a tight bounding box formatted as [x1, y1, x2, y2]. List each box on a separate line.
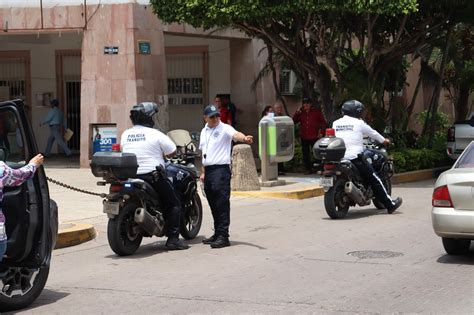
[199, 105, 253, 248]
[293, 97, 327, 174]
[40, 99, 71, 157]
[214, 95, 233, 125]
[221, 94, 237, 127]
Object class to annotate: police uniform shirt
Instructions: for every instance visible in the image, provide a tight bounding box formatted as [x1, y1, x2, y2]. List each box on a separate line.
[199, 122, 237, 166]
[121, 125, 176, 174]
[332, 115, 385, 160]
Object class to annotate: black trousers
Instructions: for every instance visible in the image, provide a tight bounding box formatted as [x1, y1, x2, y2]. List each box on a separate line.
[137, 173, 181, 238]
[351, 157, 395, 209]
[204, 165, 231, 238]
[301, 138, 317, 171]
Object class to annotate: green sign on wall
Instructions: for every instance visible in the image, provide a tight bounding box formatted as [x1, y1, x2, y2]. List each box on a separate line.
[138, 40, 151, 55]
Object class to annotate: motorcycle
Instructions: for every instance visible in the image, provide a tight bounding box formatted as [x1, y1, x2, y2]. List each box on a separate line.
[313, 128, 394, 219]
[90, 144, 202, 256]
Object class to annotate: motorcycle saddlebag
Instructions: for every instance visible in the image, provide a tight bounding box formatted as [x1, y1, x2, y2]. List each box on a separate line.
[313, 137, 346, 161]
[90, 152, 138, 180]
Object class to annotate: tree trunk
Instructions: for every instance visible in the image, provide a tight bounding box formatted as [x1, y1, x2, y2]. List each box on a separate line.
[267, 44, 290, 116]
[456, 83, 470, 120]
[427, 25, 453, 148]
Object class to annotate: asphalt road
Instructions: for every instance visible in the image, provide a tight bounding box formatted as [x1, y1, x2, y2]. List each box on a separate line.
[16, 180, 474, 314]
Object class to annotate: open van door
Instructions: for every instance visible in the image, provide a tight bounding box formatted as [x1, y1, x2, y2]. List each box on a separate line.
[0, 100, 58, 312]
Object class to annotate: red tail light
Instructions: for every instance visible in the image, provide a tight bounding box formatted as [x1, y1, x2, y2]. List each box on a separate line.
[432, 185, 453, 207]
[447, 127, 455, 142]
[324, 163, 335, 170]
[110, 184, 122, 192]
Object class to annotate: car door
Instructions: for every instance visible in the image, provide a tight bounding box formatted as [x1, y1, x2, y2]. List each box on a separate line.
[0, 100, 56, 266]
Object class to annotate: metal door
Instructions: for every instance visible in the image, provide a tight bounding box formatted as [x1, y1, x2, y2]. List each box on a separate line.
[57, 51, 81, 152]
[0, 52, 30, 108]
[166, 53, 207, 133]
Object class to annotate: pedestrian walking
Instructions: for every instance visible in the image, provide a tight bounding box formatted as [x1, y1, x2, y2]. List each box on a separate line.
[40, 99, 71, 157]
[199, 104, 253, 248]
[292, 97, 326, 174]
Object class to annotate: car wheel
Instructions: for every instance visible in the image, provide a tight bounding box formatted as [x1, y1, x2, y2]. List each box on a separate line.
[442, 238, 471, 255]
[0, 265, 50, 312]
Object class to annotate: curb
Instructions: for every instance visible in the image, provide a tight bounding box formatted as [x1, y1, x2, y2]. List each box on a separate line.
[55, 223, 96, 249]
[392, 166, 450, 184]
[232, 185, 324, 200]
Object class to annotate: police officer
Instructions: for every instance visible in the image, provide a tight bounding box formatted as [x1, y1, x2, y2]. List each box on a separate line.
[332, 100, 402, 214]
[121, 102, 189, 250]
[199, 104, 253, 248]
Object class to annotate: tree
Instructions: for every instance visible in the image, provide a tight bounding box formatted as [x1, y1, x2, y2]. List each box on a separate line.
[150, 0, 473, 127]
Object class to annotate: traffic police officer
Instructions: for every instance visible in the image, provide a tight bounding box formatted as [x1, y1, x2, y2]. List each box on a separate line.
[199, 104, 253, 248]
[332, 100, 402, 214]
[121, 102, 189, 250]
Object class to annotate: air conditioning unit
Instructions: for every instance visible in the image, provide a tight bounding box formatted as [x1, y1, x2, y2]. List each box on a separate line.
[280, 69, 296, 95]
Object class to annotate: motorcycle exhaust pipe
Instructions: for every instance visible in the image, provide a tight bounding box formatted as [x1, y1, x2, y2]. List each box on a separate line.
[134, 208, 164, 237]
[344, 182, 369, 206]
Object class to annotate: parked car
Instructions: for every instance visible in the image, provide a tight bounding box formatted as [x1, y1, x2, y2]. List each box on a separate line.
[432, 140, 474, 255]
[0, 100, 58, 312]
[446, 113, 474, 159]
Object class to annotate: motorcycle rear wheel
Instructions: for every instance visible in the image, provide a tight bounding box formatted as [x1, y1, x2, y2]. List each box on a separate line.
[180, 194, 203, 240]
[107, 202, 143, 256]
[372, 177, 392, 210]
[324, 179, 350, 219]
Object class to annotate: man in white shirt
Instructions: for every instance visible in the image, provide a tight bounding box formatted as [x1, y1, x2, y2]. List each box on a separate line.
[332, 100, 402, 214]
[199, 104, 253, 248]
[121, 102, 188, 250]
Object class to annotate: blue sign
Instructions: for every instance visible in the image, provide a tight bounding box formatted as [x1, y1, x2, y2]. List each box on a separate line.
[92, 125, 117, 153]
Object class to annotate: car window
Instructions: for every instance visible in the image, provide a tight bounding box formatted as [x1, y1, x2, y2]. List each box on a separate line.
[454, 142, 474, 168]
[0, 108, 26, 165]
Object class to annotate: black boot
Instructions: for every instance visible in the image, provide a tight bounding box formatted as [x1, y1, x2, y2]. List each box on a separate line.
[202, 234, 218, 245]
[210, 235, 230, 249]
[165, 237, 189, 250]
[387, 197, 403, 214]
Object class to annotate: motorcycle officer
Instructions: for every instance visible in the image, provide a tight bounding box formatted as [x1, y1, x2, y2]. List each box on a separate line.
[332, 100, 402, 214]
[120, 102, 189, 250]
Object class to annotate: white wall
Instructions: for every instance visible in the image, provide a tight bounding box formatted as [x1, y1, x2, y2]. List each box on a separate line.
[164, 34, 231, 103]
[0, 32, 82, 153]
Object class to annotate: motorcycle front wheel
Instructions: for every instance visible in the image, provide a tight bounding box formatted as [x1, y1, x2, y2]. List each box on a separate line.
[107, 202, 143, 256]
[180, 193, 203, 240]
[324, 179, 350, 219]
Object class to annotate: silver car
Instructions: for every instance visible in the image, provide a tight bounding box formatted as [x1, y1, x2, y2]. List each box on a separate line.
[432, 141, 474, 255]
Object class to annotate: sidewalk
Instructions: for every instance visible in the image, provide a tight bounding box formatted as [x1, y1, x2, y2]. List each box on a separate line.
[45, 158, 445, 249]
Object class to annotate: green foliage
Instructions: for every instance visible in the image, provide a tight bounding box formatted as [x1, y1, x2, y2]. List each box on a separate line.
[415, 110, 450, 152]
[391, 148, 452, 173]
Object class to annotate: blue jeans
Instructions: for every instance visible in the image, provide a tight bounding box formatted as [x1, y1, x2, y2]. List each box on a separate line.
[0, 240, 6, 263]
[44, 124, 71, 156]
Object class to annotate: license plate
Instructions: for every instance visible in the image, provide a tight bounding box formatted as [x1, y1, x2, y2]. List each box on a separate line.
[320, 177, 334, 188]
[103, 201, 120, 215]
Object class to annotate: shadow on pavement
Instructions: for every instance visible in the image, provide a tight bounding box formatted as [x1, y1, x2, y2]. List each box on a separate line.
[436, 245, 474, 265]
[230, 241, 266, 250]
[16, 289, 71, 313]
[321, 208, 392, 220]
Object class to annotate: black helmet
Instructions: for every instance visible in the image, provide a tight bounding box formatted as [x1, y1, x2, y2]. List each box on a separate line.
[341, 100, 365, 118]
[130, 102, 158, 127]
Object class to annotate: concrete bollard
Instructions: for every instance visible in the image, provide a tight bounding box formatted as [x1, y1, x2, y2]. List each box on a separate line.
[231, 144, 261, 191]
